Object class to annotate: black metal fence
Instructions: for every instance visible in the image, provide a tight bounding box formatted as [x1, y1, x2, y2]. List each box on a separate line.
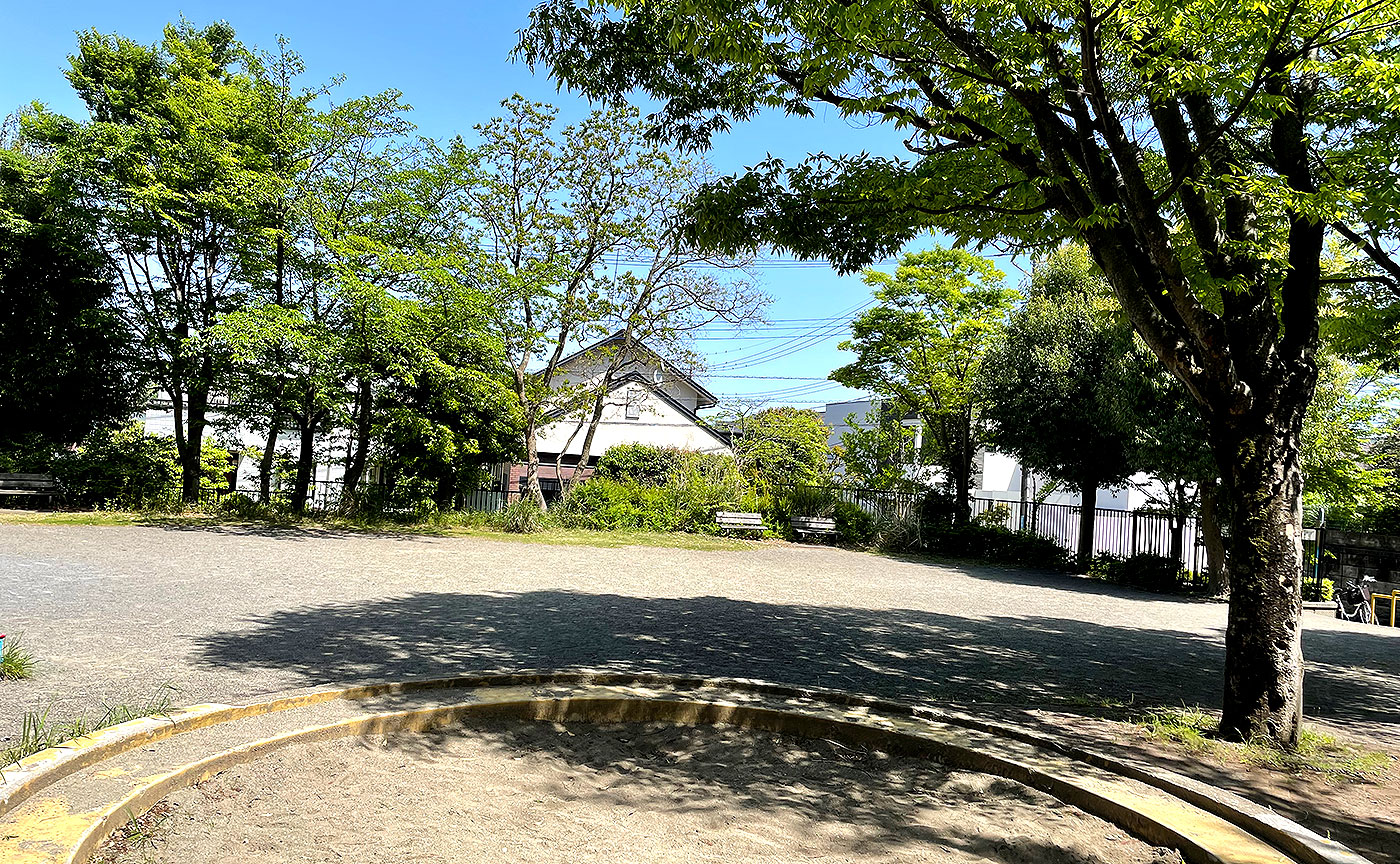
[967, 496, 1206, 574]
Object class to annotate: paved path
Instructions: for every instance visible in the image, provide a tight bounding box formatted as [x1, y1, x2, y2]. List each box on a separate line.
[2, 524, 1398, 746]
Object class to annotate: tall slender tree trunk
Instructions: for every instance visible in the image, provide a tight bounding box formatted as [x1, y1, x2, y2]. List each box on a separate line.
[1200, 480, 1229, 597]
[259, 421, 280, 505]
[180, 385, 209, 504]
[523, 421, 546, 509]
[291, 417, 315, 515]
[342, 377, 373, 501]
[1216, 419, 1307, 745]
[1076, 476, 1097, 570]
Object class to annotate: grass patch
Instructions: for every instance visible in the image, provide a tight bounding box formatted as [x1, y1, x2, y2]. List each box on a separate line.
[0, 508, 755, 551]
[0, 683, 179, 770]
[0, 633, 36, 680]
[1135, 706, 1394, 783]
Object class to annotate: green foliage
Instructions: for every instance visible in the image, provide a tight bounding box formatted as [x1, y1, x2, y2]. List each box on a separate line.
[595, 443, 676, 485]
[836, 409, 922, 491]
[832, 247, 1016, 503]
[833, 500, 876, 547]
[1300, 355, 1395, 522]
[555, 478, 683, 532]
[560, 451, 751, 533]
[921, 524, 1072, 572]
[1088, 553, 1189, 594]
[973, 503, 1012, 529]
[1, 633, 36, 681]
[0, 148, 145, 461]
[49, 423, 230, 508]
[728, 406, 833, 490]
[502, 498, 547, 534]
[980, 246, 1145, 494]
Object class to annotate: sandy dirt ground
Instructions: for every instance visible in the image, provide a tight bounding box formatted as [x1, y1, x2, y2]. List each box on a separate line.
[93, 720, 1183, 864]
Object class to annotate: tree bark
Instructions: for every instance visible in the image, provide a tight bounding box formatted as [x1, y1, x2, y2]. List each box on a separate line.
[1216, 423, 1306, 746]
[291, 418, 315, 515]
[258, 420, 280, 505]
[523, 426, 546, 509]
[341, 377, 373, 502]
[1076, 477, 1096, 570]
[1200, 480, 1229, 597]
[179, 386, 209, 504]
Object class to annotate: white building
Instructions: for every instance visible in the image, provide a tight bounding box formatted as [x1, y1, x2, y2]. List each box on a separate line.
[822, 397, 1154, 510]
[505, 332, 733, 495]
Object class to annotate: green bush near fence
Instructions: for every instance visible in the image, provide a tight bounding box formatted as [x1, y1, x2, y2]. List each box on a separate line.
[48, 423, 231, 508]
[920, 522, 1073, 571]
[1088, 552, 1189, 593]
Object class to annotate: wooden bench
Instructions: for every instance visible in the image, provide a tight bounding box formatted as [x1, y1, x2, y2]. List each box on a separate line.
[0, 473, 64, 509]
[715, 511, 766, 535]
[790, 515, 838, 541]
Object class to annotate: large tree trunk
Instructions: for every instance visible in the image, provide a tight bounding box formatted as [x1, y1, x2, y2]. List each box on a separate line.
[291, 418, 315, 515]
[179, 387, 209, 505]
[1076, 477, 1096, 570]
[1216, 423, 1306, 746]
[341, 377, 373, 501]
[258, 420, 280, 504]
[1200, 480, 1229, 597]
[523, 424, 546, 509]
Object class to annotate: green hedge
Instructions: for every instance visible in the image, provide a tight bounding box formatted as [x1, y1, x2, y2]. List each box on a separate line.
[49, 423, 231, 508]
[923, 523, 1072, 571]
[1088, 553, 1187, 593]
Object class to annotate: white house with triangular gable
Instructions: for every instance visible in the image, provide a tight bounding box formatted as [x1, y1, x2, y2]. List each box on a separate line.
[501, 332, 732, 497]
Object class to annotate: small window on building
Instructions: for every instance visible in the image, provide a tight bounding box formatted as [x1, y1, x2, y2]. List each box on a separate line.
[625, 396, 641, 420]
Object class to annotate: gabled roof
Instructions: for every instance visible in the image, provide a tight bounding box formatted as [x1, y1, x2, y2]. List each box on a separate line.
[543, 370, 733, 448]
[552, 330, 719, 410]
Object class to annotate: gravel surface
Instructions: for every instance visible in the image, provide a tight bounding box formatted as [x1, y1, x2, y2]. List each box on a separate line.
[2, 523, 1398, 745]
[93, 721, 1183, 864]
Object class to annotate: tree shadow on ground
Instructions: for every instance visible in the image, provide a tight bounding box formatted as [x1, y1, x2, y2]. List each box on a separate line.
[375, 719, 1168, 864]
[194, 589, 1400, 731]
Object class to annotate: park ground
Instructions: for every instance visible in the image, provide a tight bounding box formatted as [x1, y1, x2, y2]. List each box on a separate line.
[2, 519, 1398, 859]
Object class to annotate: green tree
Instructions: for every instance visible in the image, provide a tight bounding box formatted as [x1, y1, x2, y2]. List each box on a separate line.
[27, 22, 268, 502]
[837, 406, 924, 492]
[980, 247, 1143, 567]
[831, 248, 1016, 518]
[727, 406, 833, 490]
[451, 97, 760, 507]
[0, 144, 145, 462]
[516, 0, 1400, 744]
[1300, 355, 1395, 524]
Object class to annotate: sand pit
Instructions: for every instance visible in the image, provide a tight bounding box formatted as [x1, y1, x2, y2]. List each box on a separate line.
[93, 720, 1185, 864]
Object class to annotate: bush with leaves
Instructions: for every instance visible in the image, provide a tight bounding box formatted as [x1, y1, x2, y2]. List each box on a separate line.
[502, 498, 547, 534]
[1088, 553, 1188, 593]
[833, 500, 876, 547]
[595, 443, 678, 485]
[50, 424, 231, 509]
[921, 524, 1071, 571]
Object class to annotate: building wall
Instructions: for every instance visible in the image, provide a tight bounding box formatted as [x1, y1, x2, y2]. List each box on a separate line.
[824, 397, 1154, 510]
[537, 382, 730, 457]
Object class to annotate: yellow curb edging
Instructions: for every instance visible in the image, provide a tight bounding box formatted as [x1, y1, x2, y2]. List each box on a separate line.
[2, 672, 1372, 864]
[71, 695, 1294, 864]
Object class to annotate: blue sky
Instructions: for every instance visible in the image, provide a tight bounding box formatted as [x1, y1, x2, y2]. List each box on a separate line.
[2, 1, 1020, 411]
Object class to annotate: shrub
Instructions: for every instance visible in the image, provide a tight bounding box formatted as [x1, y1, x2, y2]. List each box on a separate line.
[973, 503, 1012, 529]
[49, 423, 232, 509]
[781, 484, 836, 517]
[502, 498, 546, 533]
[1302, 578, 1336, 603]
[833, 500, 876, 547]
[555, 478, 682, 532]
[595, 444, 677, 485]
[1089, 553, 1186, 593]
[218, 492, 261, 519]
[923, 523, 1071, 571]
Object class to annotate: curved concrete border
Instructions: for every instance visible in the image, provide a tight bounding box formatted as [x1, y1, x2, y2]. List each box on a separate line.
[2, 672, 1373, 864]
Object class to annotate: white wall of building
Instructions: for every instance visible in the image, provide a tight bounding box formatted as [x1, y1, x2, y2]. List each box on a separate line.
[538, 383, 730, 456]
